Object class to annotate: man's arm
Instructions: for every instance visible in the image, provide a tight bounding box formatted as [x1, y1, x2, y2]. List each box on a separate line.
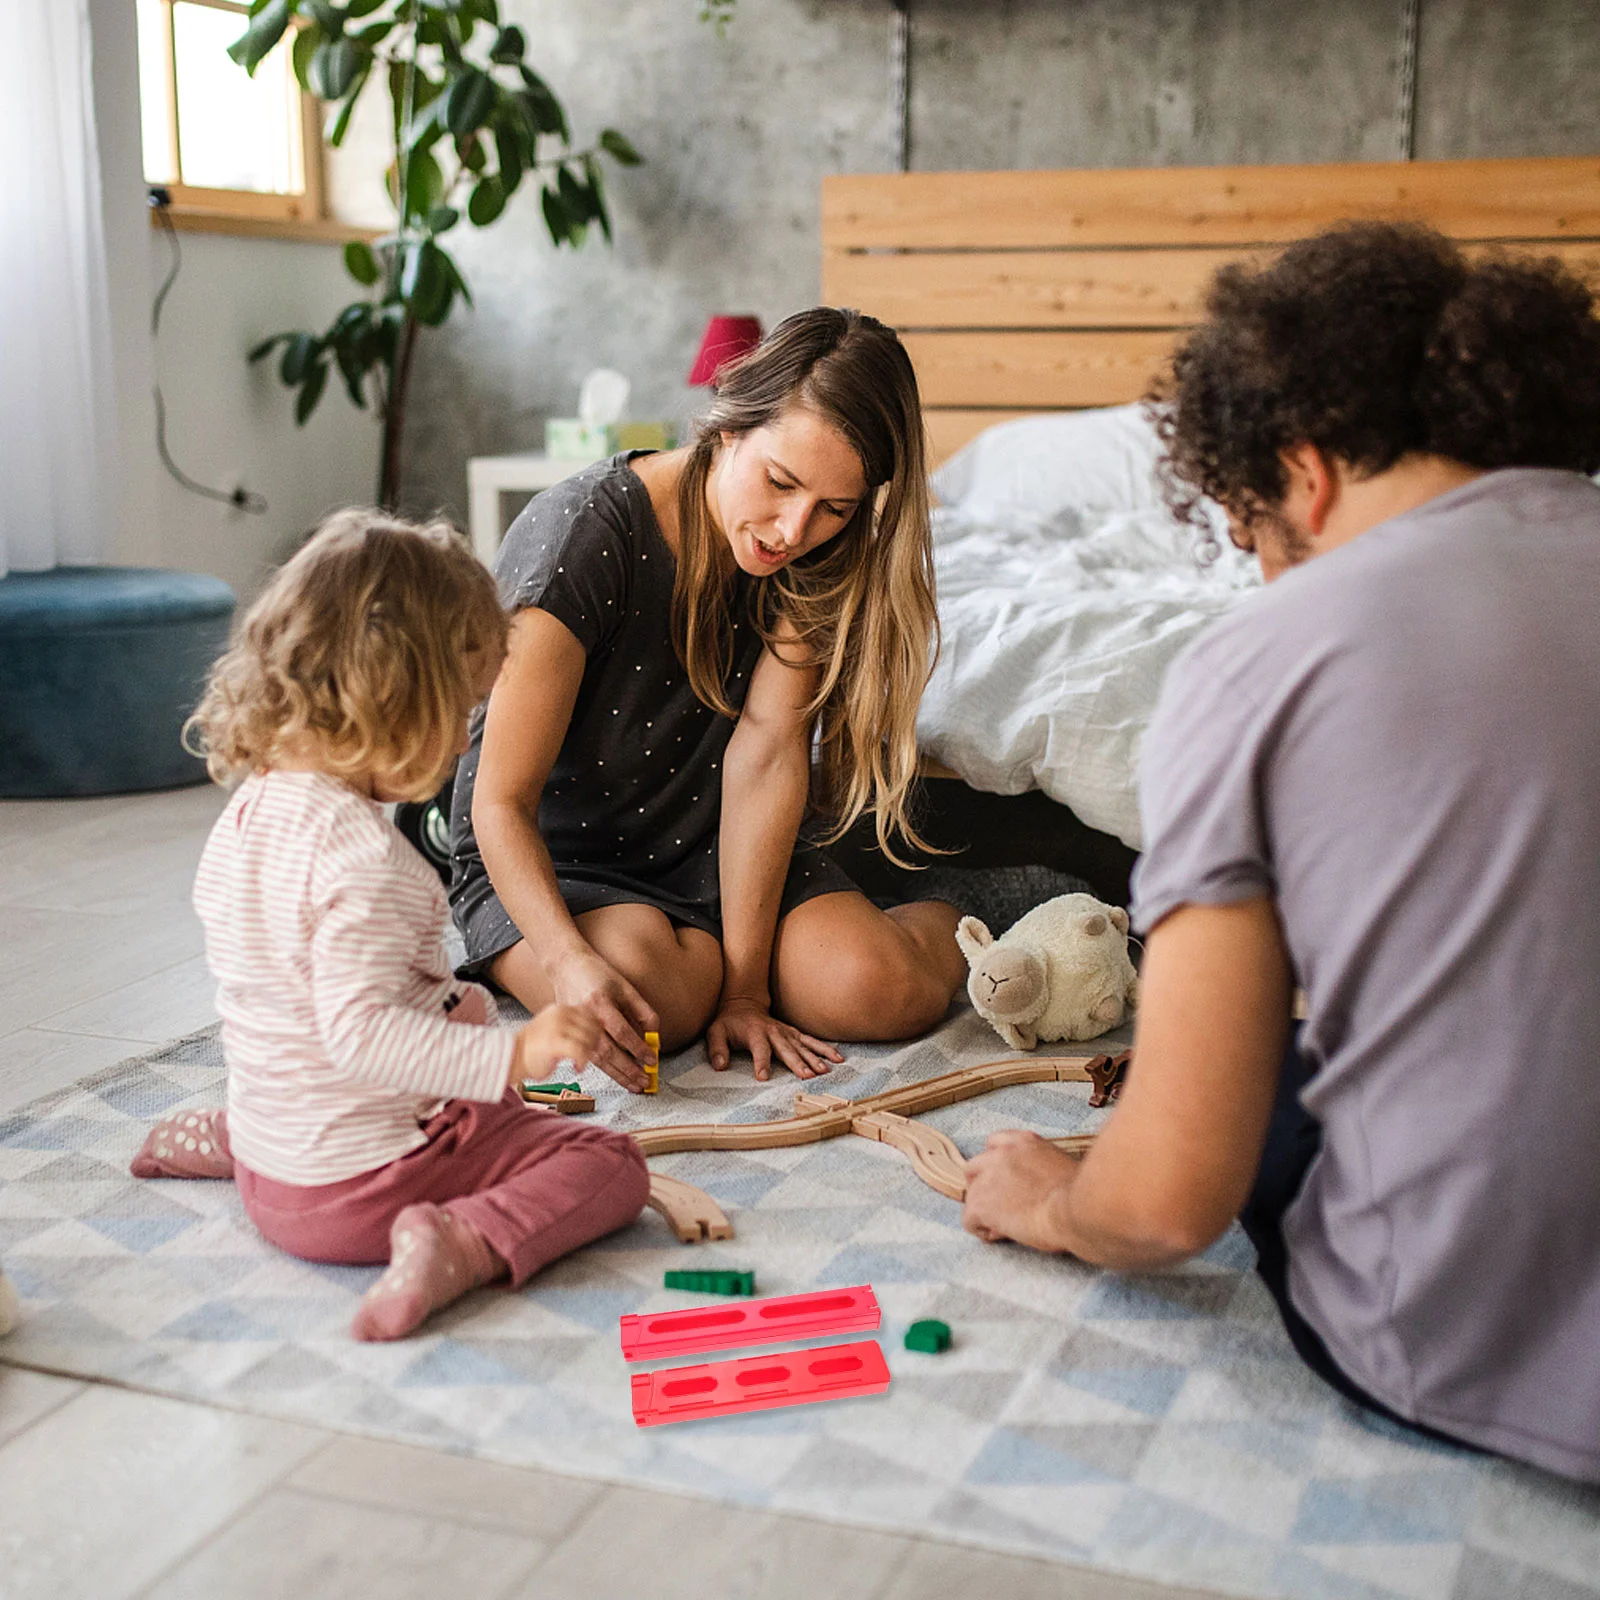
[962, 897, 1293, 1270]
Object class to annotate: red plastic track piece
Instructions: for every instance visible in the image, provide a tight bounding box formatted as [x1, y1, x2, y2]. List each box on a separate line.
[619, 1284, 881, 1362]
[631, 1340, 891, 1427]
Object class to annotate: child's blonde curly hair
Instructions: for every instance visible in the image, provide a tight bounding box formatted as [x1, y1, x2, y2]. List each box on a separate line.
[187, 508, 506, 802]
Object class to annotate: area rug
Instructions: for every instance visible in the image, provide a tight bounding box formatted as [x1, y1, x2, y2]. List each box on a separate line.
[2, 1012, 1598, 1600]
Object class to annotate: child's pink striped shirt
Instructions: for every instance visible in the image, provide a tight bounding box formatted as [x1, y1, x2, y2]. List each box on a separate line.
[194, 769, 514, 1185]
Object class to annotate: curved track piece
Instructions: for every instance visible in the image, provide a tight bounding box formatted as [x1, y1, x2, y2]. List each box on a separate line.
[637, 1054, 1121, 1239]
[851, 1110, 969, 1200]
[632, 1055, 1107, 1159]
[646, 1173, 734, 1242]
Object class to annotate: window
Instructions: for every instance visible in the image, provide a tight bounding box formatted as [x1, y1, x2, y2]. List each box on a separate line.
[136, 0, 333, 237]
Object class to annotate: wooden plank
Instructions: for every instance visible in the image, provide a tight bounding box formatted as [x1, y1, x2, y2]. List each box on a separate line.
[823, 157, 1600, 251]
[924, 408, 1034, 465]
[829, 239, 1600, 334]
[826, 246, 1243, 329]
[904, 330, 1179, 409]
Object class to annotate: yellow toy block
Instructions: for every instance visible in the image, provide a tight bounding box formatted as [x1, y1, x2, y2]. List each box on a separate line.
[644, 1029, 659, 1094]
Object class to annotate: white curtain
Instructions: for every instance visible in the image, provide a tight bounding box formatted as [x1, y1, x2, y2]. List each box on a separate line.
[0, 0, 116, 576]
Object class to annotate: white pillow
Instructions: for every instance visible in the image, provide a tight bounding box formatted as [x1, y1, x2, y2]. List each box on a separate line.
[931, 404, 1168, 520]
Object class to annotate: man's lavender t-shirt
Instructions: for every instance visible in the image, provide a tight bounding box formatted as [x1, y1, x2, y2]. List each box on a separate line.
[1130, 469, 1600, 1481]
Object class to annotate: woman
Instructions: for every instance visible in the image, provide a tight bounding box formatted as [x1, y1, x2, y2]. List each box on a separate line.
[450, 308, 968, 1089]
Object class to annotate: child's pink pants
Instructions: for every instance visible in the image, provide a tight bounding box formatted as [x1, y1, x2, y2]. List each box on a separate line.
[235, 1091, 649, 1285]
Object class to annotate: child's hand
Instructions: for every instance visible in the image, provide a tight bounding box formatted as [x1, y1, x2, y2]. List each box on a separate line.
[510, 1005, 604, 1089]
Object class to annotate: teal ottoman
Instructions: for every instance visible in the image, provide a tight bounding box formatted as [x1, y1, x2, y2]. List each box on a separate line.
[0, 567, 235, 798]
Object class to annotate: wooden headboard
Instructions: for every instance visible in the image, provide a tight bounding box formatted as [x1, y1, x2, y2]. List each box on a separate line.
[821, 156, 1600, 465]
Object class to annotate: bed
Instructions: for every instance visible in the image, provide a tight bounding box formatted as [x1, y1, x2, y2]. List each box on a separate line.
[819, 156, 1600, 890]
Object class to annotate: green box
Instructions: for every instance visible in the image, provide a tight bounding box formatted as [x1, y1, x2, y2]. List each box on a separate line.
[904, 1319, 952, 1354]
[617, 421, 678, 451]
[544, 418, 619, 459]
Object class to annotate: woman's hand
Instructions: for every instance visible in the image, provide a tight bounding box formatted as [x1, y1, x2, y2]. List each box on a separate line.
[962, 1130, 1081, 1251]
[706, 997, 843, 1082]
[546, 944, 658, 1093]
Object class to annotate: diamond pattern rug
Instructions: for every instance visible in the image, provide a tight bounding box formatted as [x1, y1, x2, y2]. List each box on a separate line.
[2, 1010, 1598, 1600]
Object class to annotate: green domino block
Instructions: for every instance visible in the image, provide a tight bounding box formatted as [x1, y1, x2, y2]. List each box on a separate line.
[904, 1319, 952, 1354]
[664, 1270, 756, 1296]
[520, 1082, 581, 1095]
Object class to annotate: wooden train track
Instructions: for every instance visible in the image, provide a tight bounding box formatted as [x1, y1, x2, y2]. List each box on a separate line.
[641, 1051, 1129, 1243]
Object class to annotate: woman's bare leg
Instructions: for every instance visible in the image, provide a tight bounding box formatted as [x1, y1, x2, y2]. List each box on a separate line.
[770, 890, 966, 1041]
[489, 903, 723, 1052]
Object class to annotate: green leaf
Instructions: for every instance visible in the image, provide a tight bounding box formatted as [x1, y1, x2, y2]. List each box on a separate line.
[350, 18, 394, 46]
[445, 67, 495, 139]
[331, 302, 371, 337]
[466, 173, 506, 227]
[557, 162, 589, 222]
[346, 0, 386, 15]
[402, 147, 444, 220]
[583, 153, 612, 244]
[599, 128, 643, 166]
[333, 339, 371, 408]
[493, 117, 523, 193]
[439, 245, 473, 309]
[281, 332, 320, 386]
[227, 0, 291, 75]
[541, 185, 573, 248]
[400, 239, 453, 325]
[426, 205, 460, 234]
[291, 22, 321, 92]
[517, 67, 569, 140]
[389, 59, 441, 146]
[463, 0, 500, 24]
[308, 37, 360, 100]
[296, 361, 330, 425]
[457, 132, 487, 172]
[304, 1, 345, 39]
[489, 23, 524, 62]
[247, 332, 290, 363]
[343, 239, 381, 285]
[324, 57, 371, 145]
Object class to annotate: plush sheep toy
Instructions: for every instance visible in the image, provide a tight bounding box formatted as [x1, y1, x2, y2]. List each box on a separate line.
[956, 892, 1139, 1050]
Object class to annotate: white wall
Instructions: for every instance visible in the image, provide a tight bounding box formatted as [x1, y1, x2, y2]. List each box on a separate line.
[88, 0, 381, 604]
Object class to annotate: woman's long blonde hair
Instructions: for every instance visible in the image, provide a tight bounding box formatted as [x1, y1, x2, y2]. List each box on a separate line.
[186, 508, 506, 802]
[673, 307, 938, 866]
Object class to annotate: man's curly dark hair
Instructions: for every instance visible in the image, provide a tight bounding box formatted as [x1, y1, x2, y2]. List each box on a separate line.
[1148, 222, 1600, 536]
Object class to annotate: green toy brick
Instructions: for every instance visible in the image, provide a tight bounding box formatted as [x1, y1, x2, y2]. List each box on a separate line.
[520, 1081, 581, 1095]
[664, 1269, 756, 1296]
[904, 1319, 952, 1354]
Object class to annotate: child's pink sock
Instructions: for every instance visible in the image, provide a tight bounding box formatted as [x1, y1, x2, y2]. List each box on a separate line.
[130, 1108, 234, 1179]
[350, 1203, 505, 1342]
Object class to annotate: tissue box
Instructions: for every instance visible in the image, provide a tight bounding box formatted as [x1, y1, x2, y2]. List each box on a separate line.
[545, 419, 619, 459]
[617, 421, 678, 451]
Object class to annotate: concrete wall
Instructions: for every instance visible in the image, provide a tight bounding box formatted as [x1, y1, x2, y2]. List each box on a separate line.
[88, 0, 381, 602]
[397, 0, 1600, 525]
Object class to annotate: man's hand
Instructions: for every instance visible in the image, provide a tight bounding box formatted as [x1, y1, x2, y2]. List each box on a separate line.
[962, 1130, 1082, 1250]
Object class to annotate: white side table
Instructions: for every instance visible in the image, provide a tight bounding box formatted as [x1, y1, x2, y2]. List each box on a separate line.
[467, 451, 602, 566]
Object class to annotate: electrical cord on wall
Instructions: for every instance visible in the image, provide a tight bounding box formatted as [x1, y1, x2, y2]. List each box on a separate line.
[147, 186, 268, 515]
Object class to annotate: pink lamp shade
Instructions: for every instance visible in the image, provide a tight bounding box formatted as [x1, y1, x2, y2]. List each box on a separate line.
[688, 315, 764, 386]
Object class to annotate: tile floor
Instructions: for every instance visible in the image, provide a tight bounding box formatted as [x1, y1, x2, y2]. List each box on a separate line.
[0, 787, 1220, 1600]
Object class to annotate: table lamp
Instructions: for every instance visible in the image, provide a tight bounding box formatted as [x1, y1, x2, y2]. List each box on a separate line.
[688, 315, 764, 386]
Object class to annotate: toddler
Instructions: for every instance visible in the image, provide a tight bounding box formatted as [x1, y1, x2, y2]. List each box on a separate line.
[132, 510, 648, 1340]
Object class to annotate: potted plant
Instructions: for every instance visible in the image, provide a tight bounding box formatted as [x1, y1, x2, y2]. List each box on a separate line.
[230, 0, 644, 508]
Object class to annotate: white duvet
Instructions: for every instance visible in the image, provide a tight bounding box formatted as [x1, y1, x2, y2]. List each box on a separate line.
[917, 502, 1260, 851]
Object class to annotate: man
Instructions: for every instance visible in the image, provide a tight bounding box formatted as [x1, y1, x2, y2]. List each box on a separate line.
[962, 222, 1600, 1481]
